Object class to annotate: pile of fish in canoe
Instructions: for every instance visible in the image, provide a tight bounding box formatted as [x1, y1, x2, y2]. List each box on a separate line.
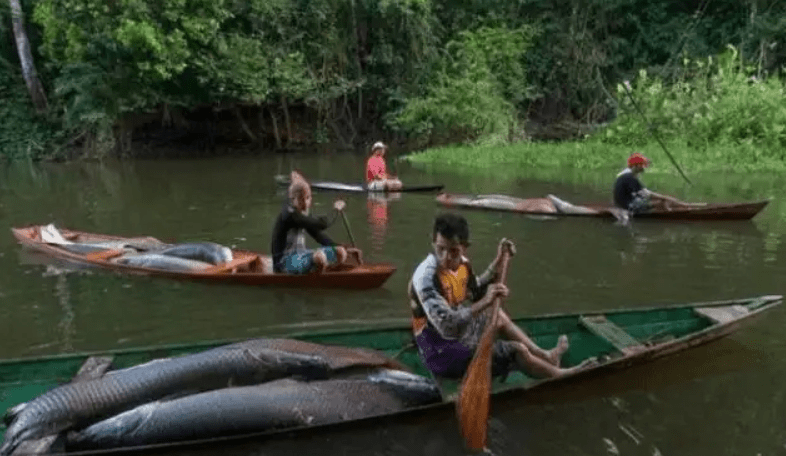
[40, 224, 236, 272]
[0, 339, 440, 455]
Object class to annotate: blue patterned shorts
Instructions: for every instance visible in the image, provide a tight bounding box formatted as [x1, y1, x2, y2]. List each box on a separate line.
[281, 247, 338, 274]
[628, 195, 653, 214]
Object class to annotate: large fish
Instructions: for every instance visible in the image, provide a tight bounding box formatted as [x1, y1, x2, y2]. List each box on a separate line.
[158, 242, 233, 265]
[0, 339, 406, 456]
[67, 369, 441, 450]
[113, 253, 213, 271]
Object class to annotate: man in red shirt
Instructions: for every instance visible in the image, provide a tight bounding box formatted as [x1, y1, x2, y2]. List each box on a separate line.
[366, 141, 403, 191]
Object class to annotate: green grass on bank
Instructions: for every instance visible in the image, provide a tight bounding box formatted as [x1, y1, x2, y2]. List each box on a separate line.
[402, 138, 786, 175]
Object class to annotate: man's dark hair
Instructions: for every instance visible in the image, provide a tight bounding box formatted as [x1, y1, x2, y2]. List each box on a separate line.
[433, 213, 470, 244]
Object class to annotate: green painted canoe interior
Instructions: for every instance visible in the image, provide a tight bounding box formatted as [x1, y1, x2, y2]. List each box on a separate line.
[0, 305, 715, 441]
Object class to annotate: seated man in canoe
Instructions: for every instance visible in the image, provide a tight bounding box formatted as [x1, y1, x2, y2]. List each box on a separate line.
[366, 141, 403, 191]
[408, 213, 594, 381]
[614, 152, 701, 213]
[271, 171, 360, 274]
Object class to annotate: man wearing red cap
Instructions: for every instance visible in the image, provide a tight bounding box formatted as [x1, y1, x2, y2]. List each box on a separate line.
[613, 152, 692, 213]
[366, 141, 403, 191]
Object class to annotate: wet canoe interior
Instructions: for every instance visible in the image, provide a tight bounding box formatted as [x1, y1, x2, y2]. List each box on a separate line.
[0, 304, 717, 441]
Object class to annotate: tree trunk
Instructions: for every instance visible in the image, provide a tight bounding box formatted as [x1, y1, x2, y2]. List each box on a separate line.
[233, 106, 257, 142]
[9, 0, 48, 112]
[270, 106, 282, 149]
[281, 95, 292, 147]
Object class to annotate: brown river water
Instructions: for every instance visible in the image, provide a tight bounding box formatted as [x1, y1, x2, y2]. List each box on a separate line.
[0, 152, 785, 456]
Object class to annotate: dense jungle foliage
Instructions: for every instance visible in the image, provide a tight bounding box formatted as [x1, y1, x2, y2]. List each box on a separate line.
[1, 0, 785, 160]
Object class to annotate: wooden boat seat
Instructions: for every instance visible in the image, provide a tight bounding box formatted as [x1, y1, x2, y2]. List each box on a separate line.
[85, 249, 127, 262]
[694, 304, 750, 324]
[579, 315, 644, 355]
[202, 255, 259, 274]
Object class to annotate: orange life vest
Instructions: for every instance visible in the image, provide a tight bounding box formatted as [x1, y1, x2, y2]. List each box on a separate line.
[411, 262, 471, 334]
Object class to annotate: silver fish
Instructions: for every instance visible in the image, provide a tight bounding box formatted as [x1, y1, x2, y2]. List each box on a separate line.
[158, 242, 233, 265]
[0, 339, 405, 456]
[113, 253, 213, 271]
[67, 369, 440, 449]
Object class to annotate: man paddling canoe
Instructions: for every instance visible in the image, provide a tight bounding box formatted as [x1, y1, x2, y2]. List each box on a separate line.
[271, 171, 361, 274]
[407, 213, 595, 381]
[366, 141, 403, 191]
[614, 152, 701, 213]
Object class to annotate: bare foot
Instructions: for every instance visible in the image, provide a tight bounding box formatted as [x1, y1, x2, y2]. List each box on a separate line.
[561, 357, 599, 376]
[547, 335, 569, 366]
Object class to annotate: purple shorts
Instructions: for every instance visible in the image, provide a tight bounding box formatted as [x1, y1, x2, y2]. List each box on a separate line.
[415, 326, 517, 379]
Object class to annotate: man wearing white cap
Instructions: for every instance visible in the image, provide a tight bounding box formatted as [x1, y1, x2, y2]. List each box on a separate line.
[366, 141, 403, 191]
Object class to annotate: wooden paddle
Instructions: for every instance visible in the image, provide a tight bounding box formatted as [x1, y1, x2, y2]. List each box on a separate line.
[338, 209, 363, 264]
[456, 246, 513, 452]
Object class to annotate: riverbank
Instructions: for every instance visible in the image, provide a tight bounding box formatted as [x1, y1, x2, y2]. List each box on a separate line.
[401, 138, 786, 174]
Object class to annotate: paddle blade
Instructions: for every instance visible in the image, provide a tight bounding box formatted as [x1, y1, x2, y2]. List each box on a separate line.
[456, 249, 511, 451]
[456, 305, 499, 451]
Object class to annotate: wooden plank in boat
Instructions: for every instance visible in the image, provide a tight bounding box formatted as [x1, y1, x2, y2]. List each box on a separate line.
[580, 315, 643, 355]
[694, 305, 750, 324]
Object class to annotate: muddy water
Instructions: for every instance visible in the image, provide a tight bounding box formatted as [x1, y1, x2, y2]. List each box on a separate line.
[0, 153, 784, 455]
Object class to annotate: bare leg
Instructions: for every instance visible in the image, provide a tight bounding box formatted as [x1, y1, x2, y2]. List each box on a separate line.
[386, 178, 403, 191]
[319, 246, 347, 271]
[392, 178, 403, 191]
[312, 250, 328, 273]
[496, 310, 569, 367]
[335, 246, 348, 265]
[650, 199, 674, 212]
[509, 342, 597, 378]
[348, 248, 363, 264]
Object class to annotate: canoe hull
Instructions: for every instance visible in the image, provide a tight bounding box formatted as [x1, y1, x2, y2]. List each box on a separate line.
[0, 295, 779, 454]
[274, 175, 444, 193]
[11, 226, 396, 290]
[436, 193, 769, 220]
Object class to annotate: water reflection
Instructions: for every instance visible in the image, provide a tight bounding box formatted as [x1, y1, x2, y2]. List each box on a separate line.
[54, 273, 75, 352]
[367, 192, 401, 254]
[612, 221, 766, 263]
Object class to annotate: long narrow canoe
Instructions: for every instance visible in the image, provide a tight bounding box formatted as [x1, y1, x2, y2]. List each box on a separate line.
[436, 193, 769, 220]
[11, 226, 396, 290]
[274, 175, 444, 193]
[0, 295, 779, 454]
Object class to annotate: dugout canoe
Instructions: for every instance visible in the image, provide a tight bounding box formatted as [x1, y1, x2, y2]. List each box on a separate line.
[436, 193, 769, 220]
[274, 175, 444, 193]
[11, 226, 396, 290]
[0, 294, 779, 455]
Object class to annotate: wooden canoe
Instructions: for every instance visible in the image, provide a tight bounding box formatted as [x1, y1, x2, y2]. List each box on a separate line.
[0, 294, 779, 454]
[436, 193, 769, 220]
[11, 226, 396, 290]
[274, 174, 444, 193]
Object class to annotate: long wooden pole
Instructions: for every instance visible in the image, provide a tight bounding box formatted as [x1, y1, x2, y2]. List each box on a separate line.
[621, 81, 691, 185]
[456, 250, 512, 452]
